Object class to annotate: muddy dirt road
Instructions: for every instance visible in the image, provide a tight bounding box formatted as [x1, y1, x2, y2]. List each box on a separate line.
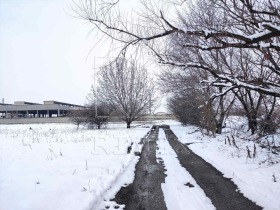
[114, 126, 262, 210]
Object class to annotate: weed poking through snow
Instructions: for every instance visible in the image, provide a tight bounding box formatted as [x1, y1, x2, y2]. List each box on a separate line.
[72, 169, 77, 175]
[273, 174, 277, 182]
[246, 146, 252, 159]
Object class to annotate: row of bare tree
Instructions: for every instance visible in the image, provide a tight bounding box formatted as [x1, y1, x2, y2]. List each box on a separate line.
[73, 0, 280, 134]
[157, 0, 280, 135]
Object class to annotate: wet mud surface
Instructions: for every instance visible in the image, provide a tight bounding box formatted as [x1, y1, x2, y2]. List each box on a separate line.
[114, 127, 167, 210]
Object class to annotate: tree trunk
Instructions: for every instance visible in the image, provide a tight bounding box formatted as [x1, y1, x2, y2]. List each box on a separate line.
[216, 87, 225, 134]
[262, 96, 276, 134]
[233, 90, 260, 135]
[216, 113, 225, 134]
[127, 122, 131, 128]
[216, 122, 223, 134]
[248, 115, 257, 135]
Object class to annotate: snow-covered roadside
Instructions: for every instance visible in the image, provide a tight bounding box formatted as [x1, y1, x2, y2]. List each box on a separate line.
[171, 120, 280, 210]
[0, 123, 150, 210]
[156, 128, 215, 210]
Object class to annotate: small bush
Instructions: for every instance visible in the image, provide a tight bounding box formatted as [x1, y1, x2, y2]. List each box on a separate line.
[259, 118, 278, 134]
[259, 109, 280, 135]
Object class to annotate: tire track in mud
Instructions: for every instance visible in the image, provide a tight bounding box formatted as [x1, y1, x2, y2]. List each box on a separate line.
[114, 126, 167, 210]
[163, 127, 262, 210]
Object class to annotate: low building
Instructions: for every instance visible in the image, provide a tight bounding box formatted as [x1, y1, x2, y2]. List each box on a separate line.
[0, 100, 84, 123]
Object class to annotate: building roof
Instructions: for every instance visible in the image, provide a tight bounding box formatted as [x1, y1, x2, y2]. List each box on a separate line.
[0, 103, 12, 106]
[0, 100, 85, 112]
[14, 101, 41, 105]
[43, 100, 84, 107]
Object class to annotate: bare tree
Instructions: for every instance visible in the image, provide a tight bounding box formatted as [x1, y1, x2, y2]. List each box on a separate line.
[159, 36, 235, 134]
[68, 108, 87, 129]
[159, 67, 210, 126]
[94, 57, 155, 128]
[162, 70, 231, 135]
[167, 90, 206, 126]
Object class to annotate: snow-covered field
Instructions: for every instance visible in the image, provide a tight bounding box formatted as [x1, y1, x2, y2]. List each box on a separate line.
[1, 119, 280, 210]
[170, 117, 280, 210]
[0, 123, 151, 210]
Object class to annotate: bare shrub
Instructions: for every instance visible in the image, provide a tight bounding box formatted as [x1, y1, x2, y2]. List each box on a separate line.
[85, 103, 111, 129]
[68, 108, 87, 129]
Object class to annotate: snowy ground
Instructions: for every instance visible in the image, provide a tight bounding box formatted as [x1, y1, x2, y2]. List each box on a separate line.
[1, 119, 280, 210]
[0, 123, 151, 210]
[170, 117, 280, 210]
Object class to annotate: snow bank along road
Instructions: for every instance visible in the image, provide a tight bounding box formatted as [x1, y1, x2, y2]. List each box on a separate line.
[114, 125, 262, 210]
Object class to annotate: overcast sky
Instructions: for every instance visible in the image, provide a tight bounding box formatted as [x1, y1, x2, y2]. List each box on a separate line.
[0, 0, 168, 112]
[0, 0, 127, 105]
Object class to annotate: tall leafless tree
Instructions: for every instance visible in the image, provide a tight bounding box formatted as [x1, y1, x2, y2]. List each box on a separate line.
[163, 71, 205, 124]
[93, 57, 155, 128]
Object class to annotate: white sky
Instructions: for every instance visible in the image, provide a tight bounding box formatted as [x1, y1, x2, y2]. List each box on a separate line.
[0, 0, 167, 112]
[0, 0, 133, 105]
